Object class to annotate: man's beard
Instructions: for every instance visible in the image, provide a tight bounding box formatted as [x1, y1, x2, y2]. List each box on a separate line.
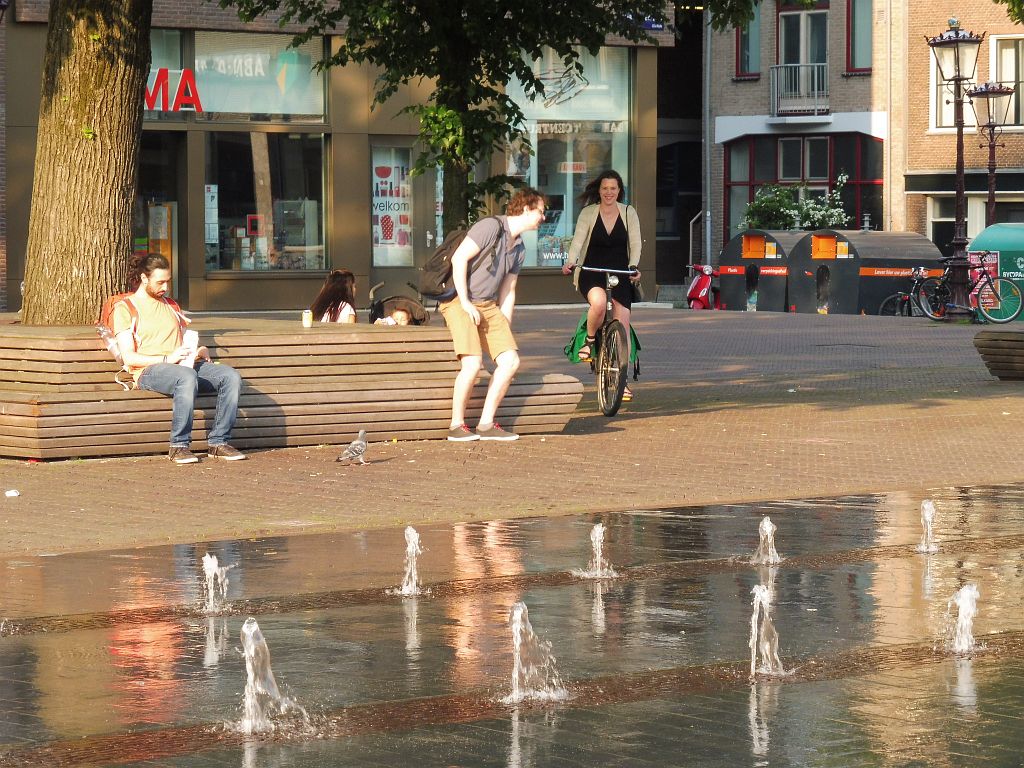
[144, 283, 165, 299]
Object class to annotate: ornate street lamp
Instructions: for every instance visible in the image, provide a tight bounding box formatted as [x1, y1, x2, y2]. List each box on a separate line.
[927, 18, 984, 316]
[967, 81, 1015, 226]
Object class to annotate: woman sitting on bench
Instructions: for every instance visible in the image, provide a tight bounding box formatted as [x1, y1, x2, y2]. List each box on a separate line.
[311, 268, 358, 324]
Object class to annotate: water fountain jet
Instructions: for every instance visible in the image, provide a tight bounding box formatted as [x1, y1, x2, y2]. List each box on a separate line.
[750, 517, 782, 565]
[948, 583, 980, 654]
[572, 523, 618, 579]
[201, 553, 233, 613]
[916, 499, 939, 554]
[503, 602, 568, 704]
[749, 585, 785, 679]
[390, 526, 426, 597]
[238, 617, 307, 734]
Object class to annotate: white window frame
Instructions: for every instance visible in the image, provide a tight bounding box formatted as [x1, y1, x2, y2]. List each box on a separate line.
[990, 35, 1024, 131]
[778, 10, 828, 67]
[929, 58, 975, 133]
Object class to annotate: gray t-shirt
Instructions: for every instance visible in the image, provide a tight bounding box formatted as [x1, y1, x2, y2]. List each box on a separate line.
[462, 216, 525, 302]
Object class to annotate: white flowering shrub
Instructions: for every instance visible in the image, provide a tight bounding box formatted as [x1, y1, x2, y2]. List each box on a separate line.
[741, 173, 851, 231]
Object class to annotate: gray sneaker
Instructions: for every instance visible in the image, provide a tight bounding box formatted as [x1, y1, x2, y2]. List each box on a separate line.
[169, 446, 199, 464]
[475, 423, 519, 441]
[208, 444, 247, 461]
[447, 424, 480, 442]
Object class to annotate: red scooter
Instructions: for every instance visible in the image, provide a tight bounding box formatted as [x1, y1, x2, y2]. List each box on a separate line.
[686, 264, 720, 310]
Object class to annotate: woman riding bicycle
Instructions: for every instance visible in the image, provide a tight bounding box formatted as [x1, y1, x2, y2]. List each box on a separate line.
[561, 170, 642, 400]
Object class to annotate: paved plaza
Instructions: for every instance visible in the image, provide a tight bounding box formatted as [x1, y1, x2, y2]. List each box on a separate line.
[1, 308, 1023, 767]
[0, 307, 1018, 556]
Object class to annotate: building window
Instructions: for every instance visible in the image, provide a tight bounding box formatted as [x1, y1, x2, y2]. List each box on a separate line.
[995, 38, 1024, 125]
[932, 61, 975, 130]
[135, 132, 185, 291]
[724, 133, 882, 238]
[778, 9, 828, 67]
[193, 32, 325, 122]
[847, 0, 872, 72]
[204, 132, 325, 272]
[505, 46, 631, 268]
[736, 4, 761, 77]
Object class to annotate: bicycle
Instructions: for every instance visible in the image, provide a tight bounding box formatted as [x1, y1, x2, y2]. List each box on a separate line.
[916, 254, 1024, 324]
[577, 265, 638, 417]
[877, 266, 930, 317]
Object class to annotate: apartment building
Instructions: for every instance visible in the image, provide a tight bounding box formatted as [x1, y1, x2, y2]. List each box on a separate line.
[706, 0, 1024, 261]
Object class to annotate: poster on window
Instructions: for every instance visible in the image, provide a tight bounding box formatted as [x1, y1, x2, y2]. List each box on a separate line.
[371, 147, 413, 267]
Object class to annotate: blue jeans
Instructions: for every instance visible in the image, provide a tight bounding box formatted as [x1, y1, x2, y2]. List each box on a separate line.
[137, 361, 242, 448]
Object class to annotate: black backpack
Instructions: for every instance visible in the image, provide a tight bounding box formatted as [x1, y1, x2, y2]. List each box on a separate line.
[418, 216, 501, 299]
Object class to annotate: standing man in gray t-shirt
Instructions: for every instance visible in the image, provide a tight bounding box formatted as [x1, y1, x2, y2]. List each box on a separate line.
[440, 187, 547, 442]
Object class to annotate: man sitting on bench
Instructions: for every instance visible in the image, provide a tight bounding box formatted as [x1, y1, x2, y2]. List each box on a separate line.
[113, 253, 246, 464]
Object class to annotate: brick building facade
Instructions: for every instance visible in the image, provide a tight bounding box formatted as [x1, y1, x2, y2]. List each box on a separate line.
[706, 0, 1024, 263]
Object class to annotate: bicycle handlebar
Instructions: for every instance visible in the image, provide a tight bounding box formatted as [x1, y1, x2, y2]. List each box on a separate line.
[578, 266, 639, 275]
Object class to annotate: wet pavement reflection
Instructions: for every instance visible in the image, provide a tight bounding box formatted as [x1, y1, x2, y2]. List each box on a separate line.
[2, 484, 1024, 765]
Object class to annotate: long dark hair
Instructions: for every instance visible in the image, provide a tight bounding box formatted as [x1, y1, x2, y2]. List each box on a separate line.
[129, 253, 170, 290]
[310, 269, 357, 322]
[579, 170, 626, 206]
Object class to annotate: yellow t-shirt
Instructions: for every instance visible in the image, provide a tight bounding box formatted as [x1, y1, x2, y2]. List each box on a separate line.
[111, 295, 183, 382]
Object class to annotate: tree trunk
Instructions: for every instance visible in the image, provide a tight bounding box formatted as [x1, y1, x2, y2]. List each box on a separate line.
[22, 0, 153, 325]
[442, 158, 471, 235]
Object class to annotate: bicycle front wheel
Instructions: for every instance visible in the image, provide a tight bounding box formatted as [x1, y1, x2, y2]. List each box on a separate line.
[977, 278, 1024, 323]
[878, 294, 901, 316]
[596, 320, 628, 417]
[917, 277, 950, 320]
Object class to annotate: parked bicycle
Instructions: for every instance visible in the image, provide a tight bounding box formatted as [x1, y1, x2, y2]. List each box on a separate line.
[578, 265, 638, 416]
[916, 254, 1024, 323]
[877, 266, 930, 317]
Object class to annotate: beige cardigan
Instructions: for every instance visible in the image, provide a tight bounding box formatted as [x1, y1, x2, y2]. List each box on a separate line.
[565, 202, 642, 290]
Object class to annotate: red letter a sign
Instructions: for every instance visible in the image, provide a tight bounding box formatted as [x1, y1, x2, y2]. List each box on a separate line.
[172, 69, 203, 112]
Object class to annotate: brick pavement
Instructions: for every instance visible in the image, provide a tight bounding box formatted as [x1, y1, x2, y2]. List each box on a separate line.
[0, 308, 1020, 557]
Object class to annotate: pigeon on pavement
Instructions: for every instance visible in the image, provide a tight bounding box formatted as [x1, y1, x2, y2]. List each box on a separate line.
[337, 430, 368, 464]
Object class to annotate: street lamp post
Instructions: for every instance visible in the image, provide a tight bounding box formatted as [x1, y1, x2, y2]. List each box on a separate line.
[927, 18, 983, 316]
[967, 82, 1015, 226]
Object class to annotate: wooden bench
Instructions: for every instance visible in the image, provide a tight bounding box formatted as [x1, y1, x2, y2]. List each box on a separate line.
[0, 319, 583, 459]
[974, 329, 1024, 380]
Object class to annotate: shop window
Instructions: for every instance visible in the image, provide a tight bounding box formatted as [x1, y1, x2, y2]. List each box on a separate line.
[144, 30, 187, 122]
[736, 4, 761, 78]
[505, 46, 630, 268]
[371, 147, 414, 267]
[194, 32, 325, 122]
[847, 0, 872, 72]
[204, 132, 325, 271]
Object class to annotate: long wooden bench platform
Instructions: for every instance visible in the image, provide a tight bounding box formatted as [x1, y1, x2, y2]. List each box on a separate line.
[0, 318, 584, 459]
[974, 329, 1024, 380]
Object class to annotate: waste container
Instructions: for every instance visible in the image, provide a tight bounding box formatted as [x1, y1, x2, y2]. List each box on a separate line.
[718, 230, 802, 312]
[788, 230, 943, 314]
[853, 232, 943, 314]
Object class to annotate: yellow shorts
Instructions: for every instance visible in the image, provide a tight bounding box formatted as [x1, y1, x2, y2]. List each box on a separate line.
[439, 299, 517, 360]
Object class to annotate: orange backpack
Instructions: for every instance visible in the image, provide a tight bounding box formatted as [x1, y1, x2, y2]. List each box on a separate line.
[96, 293, 188, 390]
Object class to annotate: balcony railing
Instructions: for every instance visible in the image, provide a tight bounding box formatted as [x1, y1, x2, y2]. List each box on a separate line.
[770, 63, 829, 117]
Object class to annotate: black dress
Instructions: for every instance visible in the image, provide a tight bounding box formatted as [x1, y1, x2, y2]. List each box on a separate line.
[578, 214, 632, 308]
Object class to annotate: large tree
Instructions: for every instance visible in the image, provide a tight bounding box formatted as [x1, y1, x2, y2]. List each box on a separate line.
[995, 0, 1024, 23]
[21, 0, 153, 325]
[220, 0, 669, 232]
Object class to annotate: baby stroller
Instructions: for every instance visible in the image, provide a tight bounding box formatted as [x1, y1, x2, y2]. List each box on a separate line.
[368, 281, 431, 325]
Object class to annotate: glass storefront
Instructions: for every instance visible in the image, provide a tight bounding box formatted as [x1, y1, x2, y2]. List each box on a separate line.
[204, 132, 325, 271]
[134, 132, 184, 292]
[194, 32, 325, 122]
[505, 47, 632, 268]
